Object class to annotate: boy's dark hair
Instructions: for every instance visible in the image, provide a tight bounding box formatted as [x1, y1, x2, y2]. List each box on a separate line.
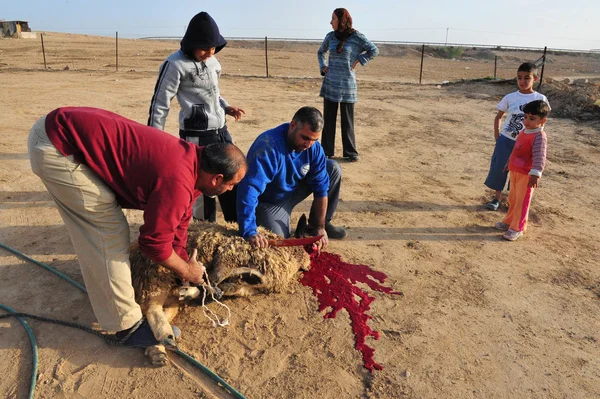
[523, 100, 550, 118]
[518, 62, 538, 76]
[292, 106, 324, 132]
[200, 143, 247, 181]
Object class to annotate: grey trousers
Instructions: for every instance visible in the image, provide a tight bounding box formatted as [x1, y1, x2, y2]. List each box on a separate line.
[256, 160, 342, 238]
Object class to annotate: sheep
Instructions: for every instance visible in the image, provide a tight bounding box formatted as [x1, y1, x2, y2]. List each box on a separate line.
[129, 219, 311, 366]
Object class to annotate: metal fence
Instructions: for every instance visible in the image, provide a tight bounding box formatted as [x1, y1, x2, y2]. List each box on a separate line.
[2, 33, 600, 86]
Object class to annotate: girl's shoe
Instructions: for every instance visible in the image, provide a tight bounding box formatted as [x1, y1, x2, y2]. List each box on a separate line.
[503, 229, 523, 241]
[494, 222, 510, 231]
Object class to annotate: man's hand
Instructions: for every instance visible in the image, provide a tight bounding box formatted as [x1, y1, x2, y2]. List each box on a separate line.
[528, 175, 539, 188]
[307, 225, 329, 250]
[351, 60, 359, 71]
[183, 249, 206, 285]
[248, 233, 269, 248]
[321, 66, 329, 76]
[225, 106, 246, 121]
[315, 227, 329, 250]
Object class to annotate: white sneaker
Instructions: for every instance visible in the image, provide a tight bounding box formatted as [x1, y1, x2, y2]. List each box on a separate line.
[503, 229, 523, 241]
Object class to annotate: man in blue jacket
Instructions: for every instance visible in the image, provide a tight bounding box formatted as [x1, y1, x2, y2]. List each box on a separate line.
[237, 106, 346, 248]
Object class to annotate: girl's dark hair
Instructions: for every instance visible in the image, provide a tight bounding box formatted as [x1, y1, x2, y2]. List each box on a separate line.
[333, 8, 355, 53]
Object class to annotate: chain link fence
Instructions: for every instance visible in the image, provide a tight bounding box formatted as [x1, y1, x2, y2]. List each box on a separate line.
[1, 33, 599, 86]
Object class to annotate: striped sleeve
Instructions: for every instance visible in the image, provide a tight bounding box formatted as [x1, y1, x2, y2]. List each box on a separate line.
[317, 33, 331, 71]
[357, 33, 379, 66]
[147, 60, 181, 130]
[529, 132, 547, 177]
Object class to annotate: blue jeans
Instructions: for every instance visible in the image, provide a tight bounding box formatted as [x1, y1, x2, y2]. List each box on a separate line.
[484, 135, 515, 192]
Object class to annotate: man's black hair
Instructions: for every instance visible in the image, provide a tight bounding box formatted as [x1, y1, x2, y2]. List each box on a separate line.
[523, 100, 550, 119]
[200, 143, 246, 181]
[518, 62, 538, 76]
[292, 106, 324, 132]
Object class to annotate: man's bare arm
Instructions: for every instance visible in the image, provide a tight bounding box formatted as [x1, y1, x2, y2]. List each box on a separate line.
[159, 249, 205, 285]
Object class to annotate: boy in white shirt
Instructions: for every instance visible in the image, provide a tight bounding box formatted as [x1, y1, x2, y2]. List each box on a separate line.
[483, 62, 550, 211]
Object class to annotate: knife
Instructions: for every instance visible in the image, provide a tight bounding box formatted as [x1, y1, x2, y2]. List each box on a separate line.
[268, 235, 323, 247]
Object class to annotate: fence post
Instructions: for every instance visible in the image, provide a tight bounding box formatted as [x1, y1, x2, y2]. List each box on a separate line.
[41, 33, 47, 70]
[419, 44, 425, 84]
[538, 46, 547, 91]
[494, 55, 497, 79]
[116, 31, 119, 72]
[264, 36, 269, 78]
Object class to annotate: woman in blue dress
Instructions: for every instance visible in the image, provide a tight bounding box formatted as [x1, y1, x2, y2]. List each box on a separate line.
[317, 8, 379, 162]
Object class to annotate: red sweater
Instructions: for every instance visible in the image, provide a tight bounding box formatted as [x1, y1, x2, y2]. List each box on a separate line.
[45, 107, 202, 263]
[508, 128, 547, 176]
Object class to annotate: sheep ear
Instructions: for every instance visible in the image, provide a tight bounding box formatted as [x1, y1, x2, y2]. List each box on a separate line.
[295, 214, 308, 238]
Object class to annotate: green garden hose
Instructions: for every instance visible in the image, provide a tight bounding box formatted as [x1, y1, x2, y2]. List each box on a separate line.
[0, 241, 246, 399]
[0, 304, 38, 399]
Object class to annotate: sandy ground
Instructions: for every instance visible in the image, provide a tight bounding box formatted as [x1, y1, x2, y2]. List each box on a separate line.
[1, 34, 600, 399]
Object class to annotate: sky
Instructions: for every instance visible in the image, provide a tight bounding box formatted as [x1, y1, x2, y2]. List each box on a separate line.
[2, 0, 600, 51]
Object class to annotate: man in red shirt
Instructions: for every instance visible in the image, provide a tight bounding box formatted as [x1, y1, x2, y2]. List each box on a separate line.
[28, 107, 247, 347]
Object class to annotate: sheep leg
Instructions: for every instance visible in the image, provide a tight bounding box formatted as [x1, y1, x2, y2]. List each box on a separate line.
[144, 303, 182, 367]
[145, 344, 168, 367]
[144, 295, 178, 366]
[163, 296, 181, 324]
[146, 297, 177, 343]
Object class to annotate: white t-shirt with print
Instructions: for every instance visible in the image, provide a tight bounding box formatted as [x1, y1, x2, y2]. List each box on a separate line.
[498, 91, 550, 140]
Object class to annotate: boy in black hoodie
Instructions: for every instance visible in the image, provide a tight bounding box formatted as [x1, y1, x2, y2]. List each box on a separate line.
[148, 11, 245, 222]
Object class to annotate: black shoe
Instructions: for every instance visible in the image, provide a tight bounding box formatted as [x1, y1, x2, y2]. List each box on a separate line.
[116, 319, 159, 348]
[325, 222, 347, 239]
[484, 199, 501, 211]
[348, 155, 359, 162]
[116, 319, 181, 348]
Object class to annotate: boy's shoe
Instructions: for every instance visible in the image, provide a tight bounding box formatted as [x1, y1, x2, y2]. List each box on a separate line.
[484, 199, 501, 211]
[325, 222, 347, 239]
[503, 229, 523, 241]
[494, 222, 510, 231]
[116, 318, 180, 348]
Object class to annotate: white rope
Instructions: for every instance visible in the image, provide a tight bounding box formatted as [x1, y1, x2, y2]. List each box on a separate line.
[200, 271, 231, 328]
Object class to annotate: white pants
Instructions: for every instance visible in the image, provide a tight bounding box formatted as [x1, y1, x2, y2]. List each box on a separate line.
[28, 116, 142, 331]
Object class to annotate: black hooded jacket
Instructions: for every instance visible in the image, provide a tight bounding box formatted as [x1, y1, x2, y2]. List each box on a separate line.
[148, 12, 230, 132]
[180, 12, 227, 58]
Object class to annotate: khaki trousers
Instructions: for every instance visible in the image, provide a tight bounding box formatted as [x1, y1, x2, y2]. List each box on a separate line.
[28, 116, 142, 331]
